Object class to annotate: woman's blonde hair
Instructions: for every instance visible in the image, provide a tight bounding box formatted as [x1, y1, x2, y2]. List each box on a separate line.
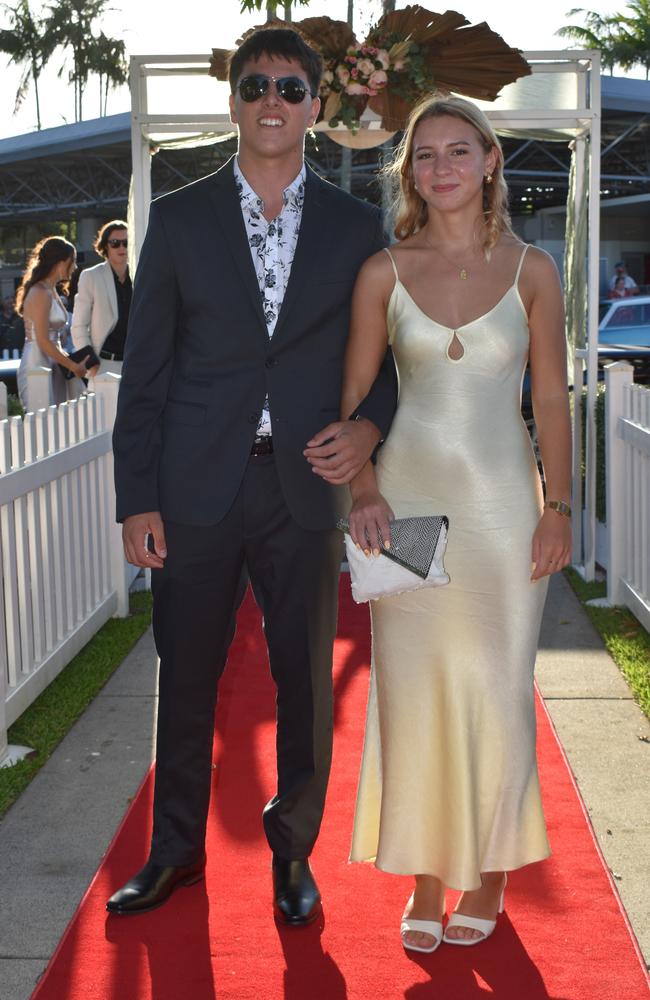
[386, 94, 514, 254]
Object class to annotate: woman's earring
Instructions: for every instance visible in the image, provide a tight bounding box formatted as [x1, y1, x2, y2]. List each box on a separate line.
[485, 173, 493, 184]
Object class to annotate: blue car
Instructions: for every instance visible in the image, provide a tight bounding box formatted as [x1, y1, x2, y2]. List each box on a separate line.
[599, 295, 650, 347]
[597, 295, 650, 383]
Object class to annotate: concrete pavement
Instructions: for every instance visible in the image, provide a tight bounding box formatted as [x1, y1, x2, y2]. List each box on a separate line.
[0, 572, 648, 999]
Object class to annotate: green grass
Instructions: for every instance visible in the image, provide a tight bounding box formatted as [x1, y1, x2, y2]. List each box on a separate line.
[7, 393, 24, 418]
[0, 591, 152, 818]
[564, 567, 650, 719]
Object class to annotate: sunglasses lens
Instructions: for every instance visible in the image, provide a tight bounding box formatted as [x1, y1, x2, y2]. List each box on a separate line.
[237, 75, 309, 104]
[108, 239, 127, 248]
[238, 75, 267, 102]
[276, 77, 308, 104]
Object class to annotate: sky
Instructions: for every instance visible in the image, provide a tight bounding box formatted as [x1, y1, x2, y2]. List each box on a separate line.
[0, 0, 621, 139]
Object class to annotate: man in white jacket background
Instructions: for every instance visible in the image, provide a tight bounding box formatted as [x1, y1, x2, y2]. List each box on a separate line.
[71, 220, 131, 375]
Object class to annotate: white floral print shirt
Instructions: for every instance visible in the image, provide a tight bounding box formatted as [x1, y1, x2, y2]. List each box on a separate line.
[234, 157, 306, 437]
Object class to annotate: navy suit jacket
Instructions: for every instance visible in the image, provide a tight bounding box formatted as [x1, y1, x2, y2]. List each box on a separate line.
[113, 157, 396, 530]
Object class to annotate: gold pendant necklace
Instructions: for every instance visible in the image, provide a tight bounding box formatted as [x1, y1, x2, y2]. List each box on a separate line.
[424, 234, 477, 280]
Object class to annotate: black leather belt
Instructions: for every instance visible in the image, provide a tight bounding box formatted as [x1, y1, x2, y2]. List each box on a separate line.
[100, 349, 123, 361]
[250, 436, 273, 456]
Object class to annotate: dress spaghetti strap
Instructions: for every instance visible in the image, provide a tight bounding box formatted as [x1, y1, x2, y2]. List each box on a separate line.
[383, 246, 400, 282]
[514, 244, 530, 287]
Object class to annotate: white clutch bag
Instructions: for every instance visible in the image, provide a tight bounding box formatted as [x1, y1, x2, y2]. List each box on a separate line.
[338, 515, 450, 603]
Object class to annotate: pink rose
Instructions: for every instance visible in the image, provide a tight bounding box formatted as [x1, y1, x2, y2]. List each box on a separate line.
[336, 65, 350, 86]
[351, 67, 359, 78]
[346, 82, 368, 95]
[356, 58, 375, 77]
[368, 69, 388, 89]
[376, 49, 390, 69]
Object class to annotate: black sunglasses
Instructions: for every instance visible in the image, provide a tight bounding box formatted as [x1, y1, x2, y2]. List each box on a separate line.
[107, 238, 128, 248]
[237, 74, 313, 105]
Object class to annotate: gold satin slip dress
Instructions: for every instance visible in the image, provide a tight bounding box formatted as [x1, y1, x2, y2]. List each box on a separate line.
[350, 245, 551, 890]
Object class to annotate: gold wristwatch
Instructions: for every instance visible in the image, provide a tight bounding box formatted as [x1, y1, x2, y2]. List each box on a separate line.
[544, 500, 572, 518]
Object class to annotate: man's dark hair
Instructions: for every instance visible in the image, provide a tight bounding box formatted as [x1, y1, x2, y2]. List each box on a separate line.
[94, 219, 128, 258]
[228, 27, 323, 98]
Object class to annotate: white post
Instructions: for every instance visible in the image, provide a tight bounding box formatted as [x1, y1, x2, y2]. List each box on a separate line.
[0, 383, 7, 420]
[25, 367, 52, 413]
[0, 429, 34, 769]
[581, 53, 601, 582]
[93, 374, 130, 617]
[605, 362, 633, 606]
[130, 56, 152, 268]
[0, 598, 8, 765]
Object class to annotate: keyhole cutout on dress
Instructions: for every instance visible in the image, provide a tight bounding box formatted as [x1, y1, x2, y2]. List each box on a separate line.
[447, 331, 465, 361]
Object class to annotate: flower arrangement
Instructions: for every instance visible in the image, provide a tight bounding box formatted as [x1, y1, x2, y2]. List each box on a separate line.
[320, 36, 434, 132]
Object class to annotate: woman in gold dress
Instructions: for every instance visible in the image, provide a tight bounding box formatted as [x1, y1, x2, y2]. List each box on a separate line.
[342, 96, 572, 953]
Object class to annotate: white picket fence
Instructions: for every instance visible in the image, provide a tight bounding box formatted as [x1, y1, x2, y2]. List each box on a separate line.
[0, 374, 137, 767]
[604, 363, 650, 630]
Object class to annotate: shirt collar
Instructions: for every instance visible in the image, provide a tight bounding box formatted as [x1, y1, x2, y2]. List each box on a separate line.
[234, 157, 306, 215]
[111, 266, 130, 284]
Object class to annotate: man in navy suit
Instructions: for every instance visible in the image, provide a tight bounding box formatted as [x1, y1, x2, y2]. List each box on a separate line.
[109, 26, 396, 923]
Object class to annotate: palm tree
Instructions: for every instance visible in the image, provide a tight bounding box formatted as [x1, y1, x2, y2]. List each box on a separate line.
[239, 0, 313, 17]
[0, 0, 55, 129]
[45, 0, 125, 122]
[556, 8, 621, 74]
[617, 0, 650, 78]
[91, 31, 127, 116]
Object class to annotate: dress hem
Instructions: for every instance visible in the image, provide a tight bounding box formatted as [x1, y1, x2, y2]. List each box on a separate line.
[348, 848, 552, 892]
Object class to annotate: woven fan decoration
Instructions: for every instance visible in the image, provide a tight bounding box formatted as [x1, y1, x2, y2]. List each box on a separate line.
[209, 6, 531, 137]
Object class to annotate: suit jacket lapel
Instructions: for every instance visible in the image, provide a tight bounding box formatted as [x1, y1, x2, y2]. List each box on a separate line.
[206, 157, 268, 334]
[272, 167, 327, 343]
[101, 261, 118, 323]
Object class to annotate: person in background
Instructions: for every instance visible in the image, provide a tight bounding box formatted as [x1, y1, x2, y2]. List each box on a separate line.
[609, 275, 633, 300]
[609, 261, 639, 296]
[15, 236, 87, 410]
[71, 220, 130, 375]
[0, 295, 25, 355]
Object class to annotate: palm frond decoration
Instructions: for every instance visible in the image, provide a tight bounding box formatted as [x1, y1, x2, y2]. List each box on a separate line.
[209, 7, 531, 136]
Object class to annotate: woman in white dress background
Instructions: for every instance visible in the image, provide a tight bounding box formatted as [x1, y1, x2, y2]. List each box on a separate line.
[16, 236, 87, 412]
[340, 97, 572, 954]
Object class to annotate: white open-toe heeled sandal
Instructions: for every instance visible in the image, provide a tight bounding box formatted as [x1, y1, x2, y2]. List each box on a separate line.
[400, 915, 444, 954]
[443, 875, 507, 947]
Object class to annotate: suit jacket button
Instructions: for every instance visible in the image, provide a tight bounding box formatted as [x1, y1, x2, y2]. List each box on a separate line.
[248, 413, 258, 423]
[265, 357, 278, 368]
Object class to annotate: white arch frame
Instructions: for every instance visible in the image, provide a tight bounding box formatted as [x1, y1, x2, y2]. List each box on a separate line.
[129, 49, 602, 581]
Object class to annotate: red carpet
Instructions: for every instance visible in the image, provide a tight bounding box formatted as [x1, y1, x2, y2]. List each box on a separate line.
[33, 583, 649, 1000]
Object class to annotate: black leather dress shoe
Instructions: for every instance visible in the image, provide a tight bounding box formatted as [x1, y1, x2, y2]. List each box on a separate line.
[272, 856, 322, 926]
[106, 856, 206, 915]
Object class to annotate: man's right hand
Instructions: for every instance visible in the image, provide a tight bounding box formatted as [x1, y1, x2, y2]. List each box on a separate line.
[122, 511, 167, 569]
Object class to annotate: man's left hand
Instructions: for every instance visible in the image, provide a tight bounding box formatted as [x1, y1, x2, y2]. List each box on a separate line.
[303, 418, 382, 485]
